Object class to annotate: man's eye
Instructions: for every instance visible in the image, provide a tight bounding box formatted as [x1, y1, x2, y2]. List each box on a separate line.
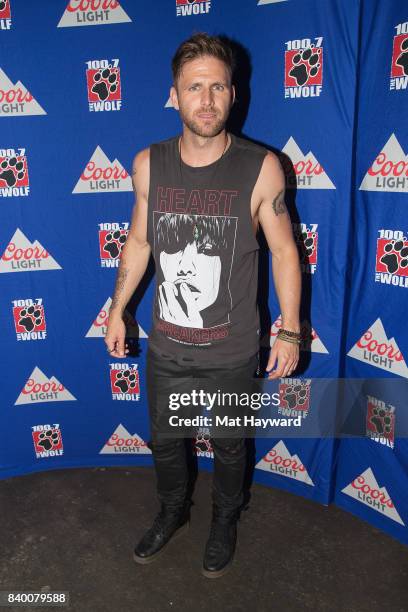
[214, 85, 224, 90]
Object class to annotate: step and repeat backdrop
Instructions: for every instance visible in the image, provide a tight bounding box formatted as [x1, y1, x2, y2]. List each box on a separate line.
[1, 0, 407, 545]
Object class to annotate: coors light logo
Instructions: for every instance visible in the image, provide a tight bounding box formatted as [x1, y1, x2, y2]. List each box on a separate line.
[360, 134, 408, 193]
[15, 367, 76, 405]
[347, 318, 408, 378]
[341, 467, 404, 525]
[0, 229, 62, 273]
[256, 440, 314, 485]
[99, 424, 151, 454]
[85, 297, 146, 339]
[390, 22, 408, 91]
[73, 146, 132, 194]
[57, 0, 131, 27]
[0, 67, 46, 117]
[281, 137, 335, 190]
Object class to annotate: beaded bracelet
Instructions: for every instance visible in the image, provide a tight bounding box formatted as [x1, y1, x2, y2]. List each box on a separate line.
[278, 328, 302, 339]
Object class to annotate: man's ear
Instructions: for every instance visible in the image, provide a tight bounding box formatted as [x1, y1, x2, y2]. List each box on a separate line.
[170, 85, 179, 110]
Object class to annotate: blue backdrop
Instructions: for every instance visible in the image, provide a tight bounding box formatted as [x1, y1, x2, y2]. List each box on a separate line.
[1, 0, 407, 546]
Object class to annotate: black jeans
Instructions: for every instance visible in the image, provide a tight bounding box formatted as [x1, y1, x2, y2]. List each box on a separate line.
[146, 345, 259, 515]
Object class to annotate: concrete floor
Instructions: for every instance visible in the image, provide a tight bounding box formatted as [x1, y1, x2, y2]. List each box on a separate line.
[1, 465, 407, 612]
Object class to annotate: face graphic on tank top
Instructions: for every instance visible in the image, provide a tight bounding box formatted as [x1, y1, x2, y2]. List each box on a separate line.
[156, 214, 232, 329]
[159, 241, 221, 313]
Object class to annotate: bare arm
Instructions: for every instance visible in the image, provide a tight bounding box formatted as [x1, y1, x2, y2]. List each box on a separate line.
[257, 152, 301, 333]
[104, 148, 151, 358]
[108, 147, 151, 320]
[255, 152, 302, 378]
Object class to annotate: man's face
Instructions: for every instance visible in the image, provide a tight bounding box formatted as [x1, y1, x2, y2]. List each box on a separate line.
[160, 241, 221, 311]
[170, 55, 235, 138]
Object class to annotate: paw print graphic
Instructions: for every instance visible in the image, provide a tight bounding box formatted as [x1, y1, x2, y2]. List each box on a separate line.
[380, 239, 408, 274]
[195, 431, 212, 453]
[289, 46, 321, 86]
[103, 230, 127, 259]
[396, 37, 408, 76]
[18, 306, 43, 332]
[114, 369, 138, 393]
[91, 67, 119, 101]
[282, 384, 308, 408]
[297, 231, 316, 263]
[0, 157, 25, 187]
[37, 429, 60, 451]
[369, 407, 393, 436]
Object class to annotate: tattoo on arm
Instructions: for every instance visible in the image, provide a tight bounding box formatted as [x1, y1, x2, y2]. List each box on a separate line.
[110, 266, 130, 312]
[272, 189, 287, 216]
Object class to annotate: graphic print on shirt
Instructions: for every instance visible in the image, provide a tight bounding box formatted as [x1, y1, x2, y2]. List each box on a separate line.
[152, 186, 238, 346]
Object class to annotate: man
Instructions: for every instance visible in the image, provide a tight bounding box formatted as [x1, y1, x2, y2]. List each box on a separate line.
[105, 33, 302, 578]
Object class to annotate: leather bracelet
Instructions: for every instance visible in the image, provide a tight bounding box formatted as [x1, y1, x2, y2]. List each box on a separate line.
[277, 334, 301, 345]
[278, 328, 301, 338]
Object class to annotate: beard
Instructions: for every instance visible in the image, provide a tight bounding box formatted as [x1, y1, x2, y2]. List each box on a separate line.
[178, 104, 229, 138]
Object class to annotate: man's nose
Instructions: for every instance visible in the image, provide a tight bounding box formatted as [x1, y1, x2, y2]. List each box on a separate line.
[201, 86, 214, 107]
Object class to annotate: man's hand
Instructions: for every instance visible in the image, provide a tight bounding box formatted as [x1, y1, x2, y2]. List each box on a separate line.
[158, 281, 203, 327]
[265, 338, 299, 380]
[104, 313, 129, 358]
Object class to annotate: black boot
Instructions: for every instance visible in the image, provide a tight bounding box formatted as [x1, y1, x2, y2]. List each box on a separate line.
[202, 504, 239, 578]
[133, 499, 192, 564]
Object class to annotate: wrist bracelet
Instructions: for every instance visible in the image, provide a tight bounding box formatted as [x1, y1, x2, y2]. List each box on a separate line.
[277, 328, 301, 339]
[277, 334, 301, 345]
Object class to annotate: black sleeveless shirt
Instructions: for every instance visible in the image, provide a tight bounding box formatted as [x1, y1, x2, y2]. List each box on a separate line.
[146, 132, 268, 365]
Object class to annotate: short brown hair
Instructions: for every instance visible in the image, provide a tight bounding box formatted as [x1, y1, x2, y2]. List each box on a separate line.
[171, 32, 235, 86]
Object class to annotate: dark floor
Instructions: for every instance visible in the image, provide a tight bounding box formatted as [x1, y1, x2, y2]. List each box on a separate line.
[1, 465, 407, 612]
